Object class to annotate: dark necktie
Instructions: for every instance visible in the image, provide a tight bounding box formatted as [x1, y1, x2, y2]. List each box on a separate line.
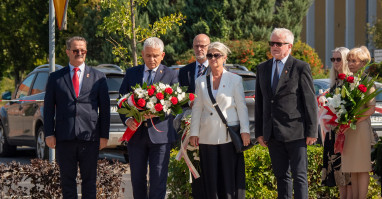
[147, 70, 153, 85]
[72, 67, 80, 98]
[197, 64, 204, 77]
[272, 60, 280, 94]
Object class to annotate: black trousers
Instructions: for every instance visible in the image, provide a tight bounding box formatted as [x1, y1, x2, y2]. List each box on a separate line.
[199, 142, 245, 199]
[56, 140, 100, 199]
[127, 127, 172, 199]
[267, 138, 308, 199]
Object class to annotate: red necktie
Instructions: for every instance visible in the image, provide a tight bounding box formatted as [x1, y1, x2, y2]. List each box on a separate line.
[72, 67, 80, 98]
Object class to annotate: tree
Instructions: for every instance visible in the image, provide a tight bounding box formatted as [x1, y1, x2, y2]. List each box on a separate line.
[97, 0, 186, 68]
[0, 0, 49, 87]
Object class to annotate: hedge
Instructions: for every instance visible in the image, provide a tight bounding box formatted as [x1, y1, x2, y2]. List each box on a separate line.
[168, 145, 380, 198]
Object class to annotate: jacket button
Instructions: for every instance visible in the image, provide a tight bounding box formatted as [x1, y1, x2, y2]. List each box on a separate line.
[210, 113, 213, 115]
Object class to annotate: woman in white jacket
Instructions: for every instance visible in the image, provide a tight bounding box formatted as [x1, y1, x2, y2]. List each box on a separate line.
[189, 42, 250, 199]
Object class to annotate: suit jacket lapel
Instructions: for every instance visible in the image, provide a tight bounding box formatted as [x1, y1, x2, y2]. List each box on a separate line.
[153, 64, 165, 83]
[215, 70, 229, 98]
[63, 66, 77, 99]
[264, 59, 273, 97]
[79, 65, 91, 98]
[189, 62, 196, 91]
[275, 56, 293, 94]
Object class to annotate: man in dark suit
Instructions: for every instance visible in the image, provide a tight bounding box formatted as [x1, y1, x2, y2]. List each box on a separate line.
[119, 37, 178, 199]
[255, 28, 318, 199]
[44, 36, 110, 198]
[179, 34, 210, 94]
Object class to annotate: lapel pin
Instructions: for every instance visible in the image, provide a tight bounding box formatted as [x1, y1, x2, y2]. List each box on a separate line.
[86, 74, 90, 78]
[159, 70, 162, 73]
[223, 85, 225, 88]
[285, 70, 288, 74]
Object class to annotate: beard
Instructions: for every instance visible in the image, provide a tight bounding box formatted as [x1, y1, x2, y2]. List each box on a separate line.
[195, 54, 206, 60]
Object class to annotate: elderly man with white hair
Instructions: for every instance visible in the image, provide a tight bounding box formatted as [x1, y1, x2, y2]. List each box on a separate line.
[119, 37, 178, 199]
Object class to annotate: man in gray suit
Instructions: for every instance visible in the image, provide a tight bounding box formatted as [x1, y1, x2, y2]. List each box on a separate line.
[255, 28, 318, 199]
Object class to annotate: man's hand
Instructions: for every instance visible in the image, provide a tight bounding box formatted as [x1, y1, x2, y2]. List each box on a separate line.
[99, 138, 108, 150]
[241, 133, 251, 146]
[189, 136, 199, 147]
[306, 137, 317, 145]
[126, 118, 138, 131]
[257, 136, 267, 147]
[46, 136, 56, 149]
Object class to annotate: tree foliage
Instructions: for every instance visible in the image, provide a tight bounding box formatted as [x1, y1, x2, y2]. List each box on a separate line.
[97, 0, 186, 69]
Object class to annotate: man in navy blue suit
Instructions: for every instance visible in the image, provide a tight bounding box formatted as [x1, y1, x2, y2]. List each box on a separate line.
[179, 34, 210, 94]
[44, 36, 110, 199]
[119, 37, 178, 199]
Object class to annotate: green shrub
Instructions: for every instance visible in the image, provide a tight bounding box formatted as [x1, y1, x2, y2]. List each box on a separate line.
[168, 145, 380, 198]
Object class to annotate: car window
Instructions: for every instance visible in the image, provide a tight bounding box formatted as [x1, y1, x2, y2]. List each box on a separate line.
[242, 77, 255, 92]
[31, 72, 49, 95]
[314, 84, 322, 95]
[16, 74, 36, 99]
[376, 88, 382, 101]
[106, 75, 124, 92]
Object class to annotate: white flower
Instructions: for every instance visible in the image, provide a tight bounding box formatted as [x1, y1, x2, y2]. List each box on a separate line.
[327, 94, 344, 109]
[157, 83, 166, 92]
[150, 107, 157, 113]
[194, 156, 200, 161]
[187, 145, 197, 151]
[134, 88, 146, 98]
[177, 92, 186, 101]
[350, 83, 356, 91]
[146, 102, 154, 109]
[149, 96, 158, 104]
[177, 87, 182, 93]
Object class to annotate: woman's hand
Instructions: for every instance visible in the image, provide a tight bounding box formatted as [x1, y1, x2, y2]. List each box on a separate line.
[143, 113, 156, 119]
[241, 133, 251, 146]
[189, 136, 199, 147]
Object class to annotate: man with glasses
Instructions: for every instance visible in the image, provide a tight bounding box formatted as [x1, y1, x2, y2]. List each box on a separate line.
[44, 36, 110, 198]
[255, 28, 318, 199]
[119, 37, 178, 199]
[179, 34, 210, 95]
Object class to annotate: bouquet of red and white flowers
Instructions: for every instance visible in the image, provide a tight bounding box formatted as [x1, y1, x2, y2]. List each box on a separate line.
[319, 67, 381, 153]
[117, 82, 195, 142]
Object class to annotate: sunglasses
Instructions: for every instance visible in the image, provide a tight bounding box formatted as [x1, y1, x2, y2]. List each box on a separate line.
[330, 57, 342, 62]
[268, 41, 289, 47]
[206, 53, 223, 59]
[193, 44, 209, 49]
[71, 49, 87, 55]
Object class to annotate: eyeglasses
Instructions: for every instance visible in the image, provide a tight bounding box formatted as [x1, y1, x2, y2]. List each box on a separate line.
[71, 49, 87, 55]
[330, 57, 342, 62]
[268, 41, 289, 47]
[193, 44, 209, 49]
[206, 53, 223, 59]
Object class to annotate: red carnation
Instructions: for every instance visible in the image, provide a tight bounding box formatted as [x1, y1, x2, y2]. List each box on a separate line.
[358, 84, 367, 93]
[148, 85, 156, 91]
[189, 93, 195, 101]
[155, 103, 163, 112]
[347, 76, 354, 83]
[147, 89, 155, 96]
[137, 98, 146, 107]
[338, 73, 346, 80]
[165, 87, 173, 94]
[171, 96, 178, 105]
[156, 93, 164, 100]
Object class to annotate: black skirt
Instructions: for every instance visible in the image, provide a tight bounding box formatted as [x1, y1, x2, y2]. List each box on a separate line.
[198, 142, 245, 199]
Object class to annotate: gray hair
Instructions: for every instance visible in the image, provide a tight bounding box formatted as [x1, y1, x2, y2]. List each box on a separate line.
[270, 28, 294, 44]
[143, 37, 164, 52]
[66, 36, 87, 50]
[207, 42, 231, 57]
[329, 47, 351, 87]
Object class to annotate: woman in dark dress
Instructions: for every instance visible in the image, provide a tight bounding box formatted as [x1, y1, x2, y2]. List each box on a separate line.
[321, 47, 352, 199]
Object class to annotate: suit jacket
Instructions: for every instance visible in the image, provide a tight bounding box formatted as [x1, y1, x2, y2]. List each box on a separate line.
[119, 64, 178, 144]
[44, 65, 110, 142]
[179, 62, 197, 93]
[190, 69, 250, 145]
[255, 56, 318, 142]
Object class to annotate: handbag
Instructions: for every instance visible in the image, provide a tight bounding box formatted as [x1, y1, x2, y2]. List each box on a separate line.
[205, 74, 254, 153]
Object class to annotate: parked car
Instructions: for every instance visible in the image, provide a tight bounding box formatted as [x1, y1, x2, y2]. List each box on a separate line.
[313, 78, 330, 145]
[371, 82, 382, 137]
[0, 64, 126, 159]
